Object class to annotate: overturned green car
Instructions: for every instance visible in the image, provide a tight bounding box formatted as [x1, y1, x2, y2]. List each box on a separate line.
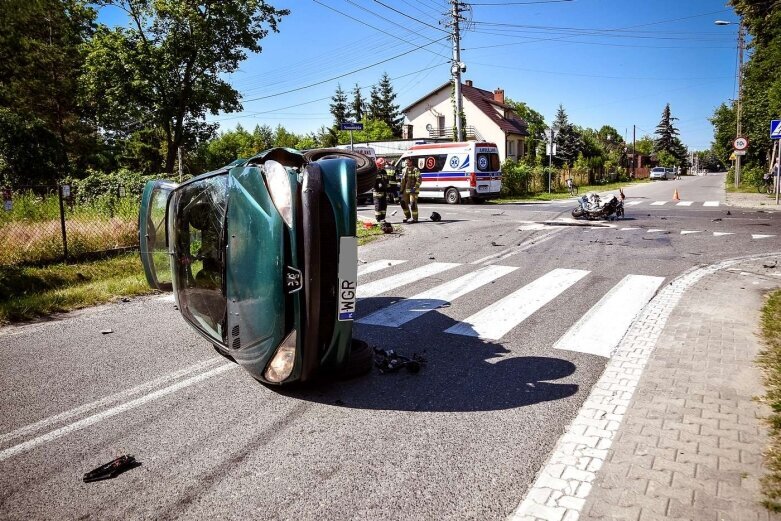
[139, 148, 376, 385]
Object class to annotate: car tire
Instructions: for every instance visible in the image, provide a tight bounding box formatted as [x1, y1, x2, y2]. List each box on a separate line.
[303, 148, 378, 195]
[444, 187, 461, 205]
[338, 338, 374, 379]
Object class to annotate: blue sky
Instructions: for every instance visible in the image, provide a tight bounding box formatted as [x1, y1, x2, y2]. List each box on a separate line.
[97, 0, 741, 151]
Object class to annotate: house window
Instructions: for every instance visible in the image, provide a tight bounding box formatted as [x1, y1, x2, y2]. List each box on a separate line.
[507, 140, 515, 158]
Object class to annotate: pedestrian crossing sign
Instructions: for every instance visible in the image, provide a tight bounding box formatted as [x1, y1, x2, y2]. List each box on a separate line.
[771, 119, 781, 139]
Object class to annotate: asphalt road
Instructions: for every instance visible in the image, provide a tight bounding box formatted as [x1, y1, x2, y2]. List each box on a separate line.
[1, 173, 779, 520]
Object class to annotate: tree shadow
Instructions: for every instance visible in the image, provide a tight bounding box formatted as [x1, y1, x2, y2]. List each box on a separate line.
[279, 296, 579, 412]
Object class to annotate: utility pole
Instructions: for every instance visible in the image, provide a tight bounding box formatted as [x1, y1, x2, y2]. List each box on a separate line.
[449, 0, 465, 142]
[735, 21, 745, 188]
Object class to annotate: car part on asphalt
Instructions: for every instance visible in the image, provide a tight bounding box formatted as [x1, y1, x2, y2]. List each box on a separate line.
[430, 211, 441, 222]
[83, 455, 139, 482]
[373, 348, 427, 374]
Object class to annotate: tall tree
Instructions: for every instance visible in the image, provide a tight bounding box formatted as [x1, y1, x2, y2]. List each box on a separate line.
[0, 0, 97, 181]
[82, 0, 288, 174]
[506, 99, 546, 162]
[552, 105, 582, 167]
[653, 103, 680, 153]
[349, 83, 365, 122]
[330, 84, 348, 126]
[367, 73, 402, 136]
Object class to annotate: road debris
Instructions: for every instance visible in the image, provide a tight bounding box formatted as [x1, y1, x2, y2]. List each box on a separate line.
[430, 211, 441, 222]
[764, 260, 778, 269]
[380, 221, 394, 234]
[374, 348, 427, 374]
[712, 218, 722, 222]
[100, 329, 113, 335]
[83, 455, 139, 483]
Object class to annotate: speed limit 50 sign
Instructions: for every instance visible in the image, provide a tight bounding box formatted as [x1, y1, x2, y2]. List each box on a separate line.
[733, 136, 749, 151]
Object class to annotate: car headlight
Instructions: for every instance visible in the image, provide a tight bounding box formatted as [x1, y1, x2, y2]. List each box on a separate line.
[263, 159, 294, 228]
[265, 330, 297, 383]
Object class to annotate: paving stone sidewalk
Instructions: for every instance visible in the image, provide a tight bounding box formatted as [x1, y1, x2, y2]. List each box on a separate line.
[580, 258, 781, 521]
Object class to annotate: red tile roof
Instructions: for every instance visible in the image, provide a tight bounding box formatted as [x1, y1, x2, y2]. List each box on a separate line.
[401, 81, 529, 137]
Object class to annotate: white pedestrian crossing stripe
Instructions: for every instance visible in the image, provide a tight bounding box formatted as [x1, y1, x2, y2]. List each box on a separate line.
[357, 260, 668, 351]
[753, 234, 776, 239]
[625, 201, 643, 206]
[703, 201, 719, 207]
[357, 262, 459, 299]
[650, 201, 667, 206]
[676, 201, 693, 206]
[445, 268, 589, 340]
[680, 230, 701, 235]
[713, 232, 733, 236]
[553, 275, 665, 358]
[357, 259, 406, 276]
[358, 265, 517, 327]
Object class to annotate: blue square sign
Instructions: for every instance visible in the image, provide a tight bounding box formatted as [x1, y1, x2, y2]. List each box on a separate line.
[771, 120, 781, 139]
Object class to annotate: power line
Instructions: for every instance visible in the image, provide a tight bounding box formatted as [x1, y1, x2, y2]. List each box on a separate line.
[469, 0, 573, 4]
[372, 0, 450, 34]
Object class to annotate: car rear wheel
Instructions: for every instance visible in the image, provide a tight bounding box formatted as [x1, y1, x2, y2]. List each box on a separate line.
[302, 148, 378, 195]
[445, 187, 461, 205]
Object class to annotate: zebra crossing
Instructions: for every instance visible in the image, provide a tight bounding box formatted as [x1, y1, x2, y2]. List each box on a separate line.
[553, 199, 721, 207]
[356, 259, 665, 358]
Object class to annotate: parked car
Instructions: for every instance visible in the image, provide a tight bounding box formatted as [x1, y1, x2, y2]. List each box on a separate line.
[649, 167, 671, 180]
[139, 148, 376, 385]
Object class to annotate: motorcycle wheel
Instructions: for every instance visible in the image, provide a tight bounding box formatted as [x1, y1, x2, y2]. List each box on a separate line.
[303, 148, 378, 195]
[572, 207, 585, 218]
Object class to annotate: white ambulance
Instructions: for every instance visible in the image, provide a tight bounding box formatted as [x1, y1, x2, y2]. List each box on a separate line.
[395, 141, 502, 204]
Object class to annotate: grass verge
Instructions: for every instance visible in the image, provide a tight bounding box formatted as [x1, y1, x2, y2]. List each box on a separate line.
[492, 179, 650, 203]
[758, 289, 781, 511]
[0, 253, 156, 325]
[357, 220, 386, 245]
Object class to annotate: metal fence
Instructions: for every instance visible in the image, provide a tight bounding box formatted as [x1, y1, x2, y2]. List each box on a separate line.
[0, 184, 141, 266]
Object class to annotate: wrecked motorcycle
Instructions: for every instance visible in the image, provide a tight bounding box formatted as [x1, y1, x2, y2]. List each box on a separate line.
[571, 192, 624, 220]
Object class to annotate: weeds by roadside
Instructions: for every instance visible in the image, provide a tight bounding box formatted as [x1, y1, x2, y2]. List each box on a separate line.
[0, 254, 155, 324]
[758, 289, 781, 510]
[357, 220, 387, 245]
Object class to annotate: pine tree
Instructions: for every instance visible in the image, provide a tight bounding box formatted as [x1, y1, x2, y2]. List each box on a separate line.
[552, 105, 582, 167]
[349, 83, 364, 122]
[653, 103, 680, 153]
[329, 84, 348, 126]
[367, 73, 402, 136]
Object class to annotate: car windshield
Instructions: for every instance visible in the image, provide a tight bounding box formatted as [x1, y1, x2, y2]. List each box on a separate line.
[168, 174, 229, 344]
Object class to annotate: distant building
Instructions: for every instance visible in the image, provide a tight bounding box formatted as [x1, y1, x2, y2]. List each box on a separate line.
[400, 80, 530, 162]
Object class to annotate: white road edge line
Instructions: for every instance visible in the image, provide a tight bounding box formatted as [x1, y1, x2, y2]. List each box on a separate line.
[0, 358, 223, 445]
[0, 363, 236, 462]
[509, 253, 778, 521]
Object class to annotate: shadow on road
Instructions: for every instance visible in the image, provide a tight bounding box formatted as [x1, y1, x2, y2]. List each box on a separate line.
[278, 297, 579, 412]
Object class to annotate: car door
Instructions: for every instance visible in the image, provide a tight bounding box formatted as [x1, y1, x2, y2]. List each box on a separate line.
[139, 180, 178, 290]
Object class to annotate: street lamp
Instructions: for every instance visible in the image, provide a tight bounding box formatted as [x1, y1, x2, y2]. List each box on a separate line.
[715, 19, 746, 188]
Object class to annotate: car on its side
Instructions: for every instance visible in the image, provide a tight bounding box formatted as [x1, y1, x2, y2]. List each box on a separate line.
[139, 148, 376, 386]
[649, 167, 671, 180]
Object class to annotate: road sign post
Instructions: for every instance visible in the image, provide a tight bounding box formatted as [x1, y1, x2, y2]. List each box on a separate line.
[339, 122, 364, 151]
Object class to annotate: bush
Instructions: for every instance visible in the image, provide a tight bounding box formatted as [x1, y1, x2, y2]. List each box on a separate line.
[68, 168, 163, 204]
[501, 159, 532, 196]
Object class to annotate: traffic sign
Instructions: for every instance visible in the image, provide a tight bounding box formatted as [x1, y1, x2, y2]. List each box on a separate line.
[733, 136, 749, 151]
[771, 120, 781, 140]
[339, 122, 363, 131]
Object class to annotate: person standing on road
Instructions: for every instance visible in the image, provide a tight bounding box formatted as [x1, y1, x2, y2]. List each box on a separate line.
[373, 158, 389, 223]
[399, 157, 421, 223]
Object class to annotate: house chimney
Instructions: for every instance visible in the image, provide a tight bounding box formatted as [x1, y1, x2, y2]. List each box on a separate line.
[493, 88, 504, 104]
[465, 80, 473, 87]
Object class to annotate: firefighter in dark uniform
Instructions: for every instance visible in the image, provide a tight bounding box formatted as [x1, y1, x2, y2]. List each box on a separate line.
[400, 157, 421, 223]
[373, 158, 389, 222]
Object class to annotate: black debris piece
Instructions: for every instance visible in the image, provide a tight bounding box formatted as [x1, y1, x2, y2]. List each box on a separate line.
[430, 211, 441, 222]
[380, 221, 394, 234]
[727, 210, 732, 215]
[100, 329, 113, 335]
[83, 455, 139, 483]
[374, 348, 427, 374]
[764, 260, 777, 269]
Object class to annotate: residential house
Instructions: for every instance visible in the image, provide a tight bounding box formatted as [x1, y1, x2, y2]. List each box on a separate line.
[401, 80, 529, 163]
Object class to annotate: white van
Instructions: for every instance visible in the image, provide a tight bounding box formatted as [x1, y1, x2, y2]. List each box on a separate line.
[395, 141, 502, 204]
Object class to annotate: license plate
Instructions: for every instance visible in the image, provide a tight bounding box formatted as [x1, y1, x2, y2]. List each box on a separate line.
[478, 185, 488, 192]
[337, 236, 358, 320]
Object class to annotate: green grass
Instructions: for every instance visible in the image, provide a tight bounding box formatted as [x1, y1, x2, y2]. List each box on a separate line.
[357, 220, 386, 245]
[0, 253, 156, 325]
[758, 289, 781, 511]
[492, 178, 650, 203]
